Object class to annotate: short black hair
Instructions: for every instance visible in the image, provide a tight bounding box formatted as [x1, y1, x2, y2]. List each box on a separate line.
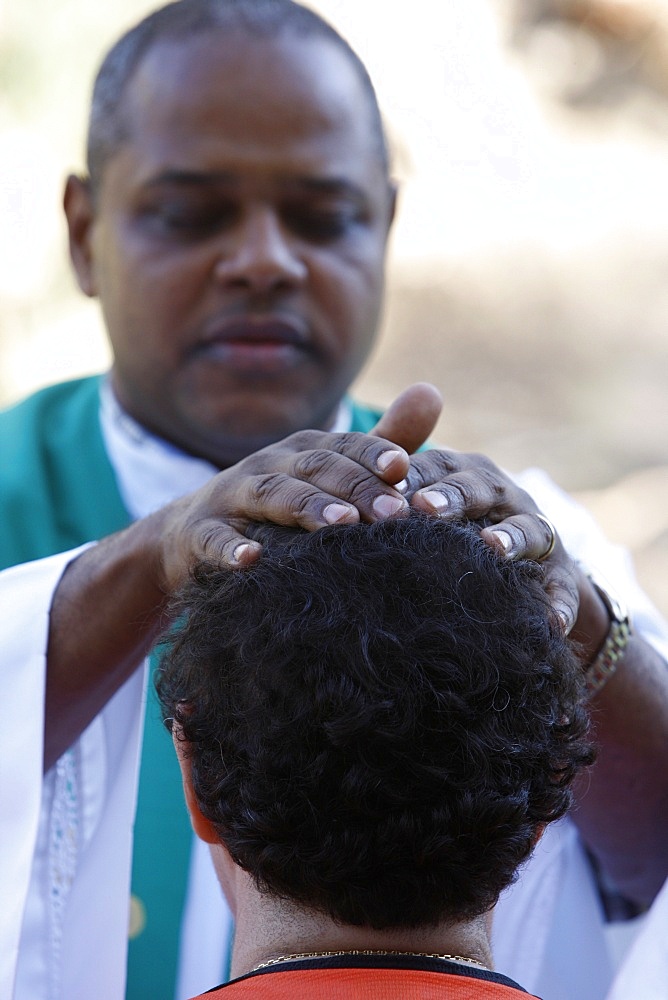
[86, 0, 389, 193]
[157, 515, 593, 929]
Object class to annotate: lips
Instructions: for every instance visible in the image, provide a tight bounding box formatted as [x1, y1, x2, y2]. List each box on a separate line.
[191, 315, 313, 373]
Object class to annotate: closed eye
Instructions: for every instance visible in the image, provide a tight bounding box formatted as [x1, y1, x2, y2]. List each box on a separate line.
[284, 204, 364, 243]
[137, 200, 238, 240]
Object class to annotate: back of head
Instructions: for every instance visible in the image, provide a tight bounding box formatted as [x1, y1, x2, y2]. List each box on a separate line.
[87, 0, 388, 193]
[157, 515, 592, 929]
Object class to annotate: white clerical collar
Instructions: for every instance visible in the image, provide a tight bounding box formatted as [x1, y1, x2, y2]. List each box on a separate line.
[98, 379, 352, 520]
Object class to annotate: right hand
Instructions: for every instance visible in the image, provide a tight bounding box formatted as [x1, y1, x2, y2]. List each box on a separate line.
[157, 382, 442, 591]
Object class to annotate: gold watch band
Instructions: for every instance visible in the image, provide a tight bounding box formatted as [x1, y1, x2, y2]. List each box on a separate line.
[584, 576, 632, 697]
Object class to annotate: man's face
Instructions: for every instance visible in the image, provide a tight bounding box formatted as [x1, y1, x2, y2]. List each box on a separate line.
[67, 31, 395, 467]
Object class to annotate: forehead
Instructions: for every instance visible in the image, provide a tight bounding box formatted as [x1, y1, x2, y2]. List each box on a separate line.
[115, 31, 384, 187]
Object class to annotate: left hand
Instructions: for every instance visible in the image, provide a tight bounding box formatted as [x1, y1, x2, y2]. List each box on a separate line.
[406, 448, 581, 633]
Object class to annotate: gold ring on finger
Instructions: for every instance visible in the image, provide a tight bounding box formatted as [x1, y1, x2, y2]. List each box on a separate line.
[536, 513, 557, 562]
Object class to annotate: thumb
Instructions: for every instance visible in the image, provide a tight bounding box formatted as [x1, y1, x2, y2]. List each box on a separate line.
[371, 382, 442, 454]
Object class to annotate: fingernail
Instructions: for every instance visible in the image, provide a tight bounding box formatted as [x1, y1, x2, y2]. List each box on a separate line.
[323, 503, 355, 524]
[373, 494, 407, 518]
[232, 543, 253, 565]
[489, 530, 513, 555]
[376, 450, 403, 473]
[395, 478, 408, 493]
[420, 490, 449, 515]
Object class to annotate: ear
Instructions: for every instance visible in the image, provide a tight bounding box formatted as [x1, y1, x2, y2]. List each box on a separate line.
[172, 726, 220, 845]
[63, 174, 98, 298]
[532, 823, 546, 849]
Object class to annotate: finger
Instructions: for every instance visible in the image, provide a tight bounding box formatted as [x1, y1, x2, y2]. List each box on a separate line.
[250, 429, 411, 487]
[480, 513, 557, 561]
[480, 516, 579, 634]
[308, 433, 410, 487]
[236, 469, 407, 527]
[405, 448, 473, 508]
[193, 520, 265, 569]
[370, 382, 443, 455]
[411, 465, 521, 522]
[160, 516, 264, 590]
[544, 570, 579, 635]
[284, 444, 410, 517]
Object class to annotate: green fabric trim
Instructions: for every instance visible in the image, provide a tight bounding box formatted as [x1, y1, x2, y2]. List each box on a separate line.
[0, 375, 129, 568]
[348, 400, 382, 433]
[127, 658, 194, 1000]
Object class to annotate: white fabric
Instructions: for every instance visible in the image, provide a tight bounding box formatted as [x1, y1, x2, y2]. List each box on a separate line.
[606, 877, 668, 1000]
[7, 544, 146, 1000]
[1, 550, 80, 1000]
[492, 467, 668, 1000]
[98, 379, 353, 519]
[98, 380, 220, 517]
[175, 839, 235, 999]
[7, 391, 668, 1000]
[493, 819, 612, 1000]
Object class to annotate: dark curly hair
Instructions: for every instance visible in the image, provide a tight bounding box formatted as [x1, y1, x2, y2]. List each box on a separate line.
[156, 515, 593, 929]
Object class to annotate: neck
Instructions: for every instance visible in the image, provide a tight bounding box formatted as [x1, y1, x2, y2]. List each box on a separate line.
[229, 876, 493, 978]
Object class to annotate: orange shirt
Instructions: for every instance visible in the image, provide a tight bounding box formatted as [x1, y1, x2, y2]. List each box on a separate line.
[192, 963, 539, 999]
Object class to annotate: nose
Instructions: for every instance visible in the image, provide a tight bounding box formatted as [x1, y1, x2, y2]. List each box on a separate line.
[213, 207, 307, 294]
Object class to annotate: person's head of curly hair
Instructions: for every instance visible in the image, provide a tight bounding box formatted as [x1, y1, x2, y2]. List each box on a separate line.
[156, 514, 593, 929]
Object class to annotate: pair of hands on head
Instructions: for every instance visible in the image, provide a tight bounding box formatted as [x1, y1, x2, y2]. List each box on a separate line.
[159, 383, 581, 636]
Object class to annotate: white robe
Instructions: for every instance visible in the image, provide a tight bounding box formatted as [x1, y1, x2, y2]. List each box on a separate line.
[606, 877, 668, 1000]
[4, 387, 668, 1000]
[1, 550, 75, 1000]
[2, 547, 147, 1000]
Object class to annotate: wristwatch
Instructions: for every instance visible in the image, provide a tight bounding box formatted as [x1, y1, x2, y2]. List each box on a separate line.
[583, 570, 632, 697]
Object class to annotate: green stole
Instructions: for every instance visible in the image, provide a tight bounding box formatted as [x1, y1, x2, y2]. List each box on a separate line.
[0, 375, 382, 1000]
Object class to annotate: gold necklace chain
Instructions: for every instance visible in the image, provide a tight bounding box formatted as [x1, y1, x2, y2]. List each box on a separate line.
[253, 948, 489, 972]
